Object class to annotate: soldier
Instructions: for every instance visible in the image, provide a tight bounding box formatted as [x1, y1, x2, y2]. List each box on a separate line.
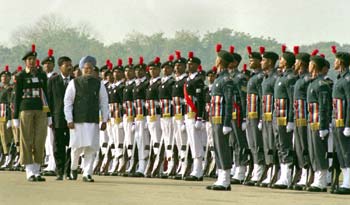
[271, 46, 298, 189]
[203, 67, 217, 178]
[206, 49, 234, 191]
[47, 56, 73, 180]
[291, 47, 312, 190]
[171, 51, 188, 180]
[109, 59, 125, 175]
[144, 57, 162, 177]
[306, 55, 331, 192]
[226, 45, 249, 184]
[244, 46, 265, 186]
[330, 48, 350, 194]
[0, 66, 14, 170]
[14, 44, 52, 181]
[130, 56, 150, 177]
[120, 58, 136, 175]
[259, 49, 279, 187]
[159, 55, 176, 178]
[64, 56, 109, 182]
[41, 49, 57, 176]
[183, 51, 205, 181]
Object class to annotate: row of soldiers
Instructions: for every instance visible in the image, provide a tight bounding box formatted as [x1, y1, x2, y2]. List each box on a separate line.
[0, 44, 349, 194]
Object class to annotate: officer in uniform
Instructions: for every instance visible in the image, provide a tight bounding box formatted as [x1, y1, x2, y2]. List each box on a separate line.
[259, 50, 279, 187]
[109, 59, 125, 175]
[41, 49, 57, 176]
[183, 52, 205, 181]
[131, 57, 150, 177]
[306, 55, 331, 192]
[292, 47, 312, 190]
[226, 45, 249, 184]
[206, 49, 234, 191]
[121, 58, 136, 175]
[272, 47, 298, 189]
[330, 49, 350, 194]
[14, 44, 51, 181]
[145, 57, 162, 177]
[0, 66, 14, 170]
[171, 51, 189, 180]
[244, 46, 265, 186]
[159, 55, 176, 178]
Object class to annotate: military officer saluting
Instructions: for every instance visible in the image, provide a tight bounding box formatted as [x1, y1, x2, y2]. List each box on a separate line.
[306, 55, 331, 192]
[291, 47, 312, 190]
[206, 49, 235, 191]
[330, 47, 350, 194]
[272, 46, 298, 189]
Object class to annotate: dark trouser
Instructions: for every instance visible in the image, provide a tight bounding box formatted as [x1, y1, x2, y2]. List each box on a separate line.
[230, 120, 249, 166]
[294, 125, 310, 169]
[53, 128, 71, 176]
[332, 121, 350, 168]
[276, 125, 293, 164]
[212, 124, 232, 170]
[262, 120, 277, 165]
[307, 126, 329, 171]
[246, 119, 265, 165]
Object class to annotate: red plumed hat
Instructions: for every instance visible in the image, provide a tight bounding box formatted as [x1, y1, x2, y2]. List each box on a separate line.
[259, 46, 265, 55]
[229, 46, 234, 54]
[216, 43, 222, 53]
[331, 45, 337, 54]
[281, 44, 287, 53]
[293, 46, 299, 55]
[246, 46, 252, 55]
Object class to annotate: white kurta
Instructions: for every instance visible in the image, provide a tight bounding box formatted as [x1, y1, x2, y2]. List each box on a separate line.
[64, 79, 109, 151]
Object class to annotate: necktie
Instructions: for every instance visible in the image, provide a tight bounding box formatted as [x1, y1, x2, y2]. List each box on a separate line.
[64, 78, 69, 86]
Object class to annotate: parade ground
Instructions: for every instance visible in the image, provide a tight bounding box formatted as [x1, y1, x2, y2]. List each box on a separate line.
[0, 171, 348, 205]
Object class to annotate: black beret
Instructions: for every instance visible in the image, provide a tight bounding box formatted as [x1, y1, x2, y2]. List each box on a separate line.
[310, 56, 326, 69]
[0, 71, 11, 77]
[296, 52, 310, 64]
[124, 64, 134, 70]
[232, 53, 242, 63]
[134, 63, 147, 70]
[99, 65, 108, 72]
[148, 60, 161, 67]
[161, 61, 174, 68]
[262, 51, 279, 62]
[173, 57, 187, 65]
[206, 70, 216, 76]
[22, 51, 37, 61]
[113, 65, 124, 72]
[217, 50, 234, 63]
[335, 52, 350, 66]
[187, 56, 201, 65]
[249, 52, 262, 60]
[41, 56, 55, 65]
[282, 51, 296, 67]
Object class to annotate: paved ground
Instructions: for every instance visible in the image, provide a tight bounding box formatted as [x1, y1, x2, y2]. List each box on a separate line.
[0, 171, 349, 205]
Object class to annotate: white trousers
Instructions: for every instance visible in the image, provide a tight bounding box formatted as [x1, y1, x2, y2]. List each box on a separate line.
[71, 146, 96, 177]
[185, 117, 203, 158]
[160, 117, 173, 159]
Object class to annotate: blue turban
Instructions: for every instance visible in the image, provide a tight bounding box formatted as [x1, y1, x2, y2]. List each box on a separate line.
[79, 56, 97, 68]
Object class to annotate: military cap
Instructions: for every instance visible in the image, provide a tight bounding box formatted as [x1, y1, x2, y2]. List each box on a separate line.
[113, 59, 124, 72]
[134, 56, 147, 70]
[22, 44, 37, 60]
[148, 57, 161, 67]
[282, 51, 296, 67]
[246, 46, 262, 60]
[100, 59, 111, 72]
[0, 65, 11, 77]
[335, 52, 350, 66]
[41, 49, 55, 65]
[187, 51, 201, 65]
[310, 55, 326, 69]
[12, 66, 23, 75]
[228, 46, 242, 63]
[161, 55, 175, 68]
[173, 50, 187, 64]
[296, 53, 311, 64]
[124, 57, 134, 70]
[262, 51, 279, 62]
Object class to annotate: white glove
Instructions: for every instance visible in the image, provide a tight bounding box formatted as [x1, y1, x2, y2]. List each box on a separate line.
[241, 121, 247, 131]
[48, 117, 53, 126]
[319, 129, 329, 139]
[223, 126, 232, 135]
[343, 127, 350, 137]
[194, 120, 203, 129]
[118, 122, 124, 129]
[286, 122, 294, 133]
[258, 120, 262, 131]
[13, 119, 19, 128]
[6, 120, 12, 129]
[181, 123, 186, 132]
[131, 123, 135, 132]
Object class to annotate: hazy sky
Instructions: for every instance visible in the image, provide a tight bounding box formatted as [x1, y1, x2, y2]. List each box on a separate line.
[0, 0, 347, 47]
